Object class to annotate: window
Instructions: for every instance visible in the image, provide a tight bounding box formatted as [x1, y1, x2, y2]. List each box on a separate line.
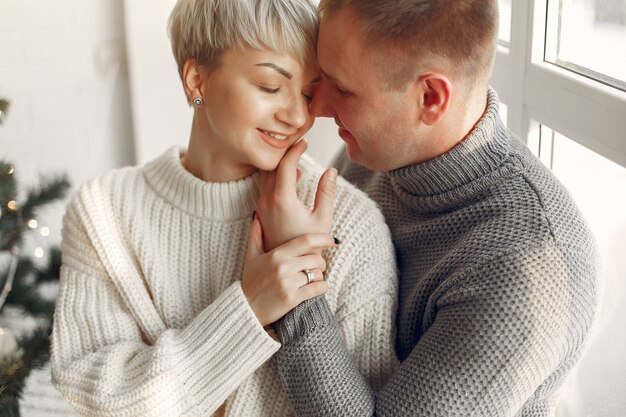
[545, 0, 626, 91]
[498, 0, 512, 45]
[534, 127, 626, 417]
[491, 1, 626, 415]
[490, 0, 626, 169]
[499, 102, 508, 127]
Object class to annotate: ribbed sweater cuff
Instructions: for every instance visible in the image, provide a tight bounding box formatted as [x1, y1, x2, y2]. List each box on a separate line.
[178, 282, 280, 385]
[275, 296, 336, 346]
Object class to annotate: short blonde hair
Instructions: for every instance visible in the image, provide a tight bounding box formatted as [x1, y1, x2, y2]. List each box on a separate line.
[169, 0, 319, 79]
[320, 0, 499, 90]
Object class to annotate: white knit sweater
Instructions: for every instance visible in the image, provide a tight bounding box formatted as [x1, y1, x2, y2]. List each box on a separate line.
[51, 147, 398, 417]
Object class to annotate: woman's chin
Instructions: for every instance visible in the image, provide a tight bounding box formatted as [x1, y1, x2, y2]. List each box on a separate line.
[253, 156, 284, 172]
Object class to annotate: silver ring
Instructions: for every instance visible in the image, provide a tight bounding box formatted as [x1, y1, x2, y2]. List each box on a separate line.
[304, 269, 315, 285]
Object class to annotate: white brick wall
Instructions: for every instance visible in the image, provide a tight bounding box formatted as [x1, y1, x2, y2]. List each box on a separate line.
[1, 1, 132, 414]
[0, 0, 135, 246]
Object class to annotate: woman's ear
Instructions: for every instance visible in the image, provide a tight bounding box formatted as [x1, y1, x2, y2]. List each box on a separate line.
[182, 58, 204, 106]
[416, 74, 452, 126]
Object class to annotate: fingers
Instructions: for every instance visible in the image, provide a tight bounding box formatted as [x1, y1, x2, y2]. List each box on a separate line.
[259, 169, 276, 197]
[297, 281, 329, 302]
[313, 167, 337, 225]
[245, 215, 265, 260]
[298, 268, 324, 288]
[296, 254, 327, 273]
[280, 233, 336, 257]
[276, 139, 308, 195]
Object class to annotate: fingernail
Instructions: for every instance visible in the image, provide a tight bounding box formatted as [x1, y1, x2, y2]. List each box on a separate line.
[333, 237, 341, 245]
[329, 168, 338, 182]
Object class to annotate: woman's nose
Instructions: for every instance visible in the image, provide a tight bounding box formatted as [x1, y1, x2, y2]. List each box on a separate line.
[275, 95, 308, 128]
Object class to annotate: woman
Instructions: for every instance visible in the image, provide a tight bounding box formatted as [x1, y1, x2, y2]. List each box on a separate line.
[51, 0, 398, 415]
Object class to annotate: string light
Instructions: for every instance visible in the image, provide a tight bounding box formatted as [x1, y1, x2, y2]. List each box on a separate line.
[27, 219, 38, 229]
[34, 247, 44, 259]
[7, 201, 17, 211]
[40, 227, 50, 237]
[7, 167, 14, 175]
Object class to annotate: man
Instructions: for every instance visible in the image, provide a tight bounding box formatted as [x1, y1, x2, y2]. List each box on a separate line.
[258, 0, 600, 415]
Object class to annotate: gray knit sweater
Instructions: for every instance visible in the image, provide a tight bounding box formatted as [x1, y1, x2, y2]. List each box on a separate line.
[275, 89, 600, 416]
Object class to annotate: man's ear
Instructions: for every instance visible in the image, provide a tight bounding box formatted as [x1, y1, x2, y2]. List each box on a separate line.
[182, 58, 204, 106]
[416, 74, 452, 126]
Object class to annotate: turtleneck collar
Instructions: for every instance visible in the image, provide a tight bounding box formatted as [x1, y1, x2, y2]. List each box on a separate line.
[389, 88, 515, 202]
[142, 146, 260, 220]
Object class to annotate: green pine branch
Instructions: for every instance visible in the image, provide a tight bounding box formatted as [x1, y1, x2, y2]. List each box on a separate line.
[4, 253, 59, 317]
[0, 98, 9, 126]
[21, 175, 71, 222]
[0, 98, 69, 405]
[0, 161, 17, 203]
[34, 247, 62, 283]
[0, 326, 51, 405]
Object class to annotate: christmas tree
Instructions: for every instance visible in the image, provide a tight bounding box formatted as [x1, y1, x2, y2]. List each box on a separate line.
[0, 97, 70, 416]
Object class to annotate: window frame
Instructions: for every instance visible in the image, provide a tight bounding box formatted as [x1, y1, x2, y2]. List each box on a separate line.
[490, 0, 626, 168]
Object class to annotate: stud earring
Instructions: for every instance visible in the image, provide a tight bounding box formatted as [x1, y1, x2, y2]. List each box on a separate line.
[193, 97, 203, 106]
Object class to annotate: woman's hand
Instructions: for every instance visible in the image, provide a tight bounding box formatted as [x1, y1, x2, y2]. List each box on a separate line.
[242, 216, 337, 327]
[257, 140, 337, 252]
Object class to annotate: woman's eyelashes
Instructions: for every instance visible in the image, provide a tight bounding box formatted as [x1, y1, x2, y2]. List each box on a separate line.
[258, 84, 313, 104]
[259, 86, 280, 94]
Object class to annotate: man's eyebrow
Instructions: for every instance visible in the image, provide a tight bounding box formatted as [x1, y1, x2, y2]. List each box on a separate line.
[320, 70, 334, 82]
[254, 63, 292, 80]
[321, 71, 351, 91]
[309, 75, 323, 84]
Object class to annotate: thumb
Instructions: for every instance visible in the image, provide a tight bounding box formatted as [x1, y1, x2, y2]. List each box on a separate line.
[313, 168, 337, 225]
[246, 214, 265, 260]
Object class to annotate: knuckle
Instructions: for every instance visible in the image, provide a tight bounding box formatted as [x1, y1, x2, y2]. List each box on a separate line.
[303, 234, 316, 247]
[269, 251, 281, 264]
[317, 281, 329, 294]
[276, 262, 291, 277]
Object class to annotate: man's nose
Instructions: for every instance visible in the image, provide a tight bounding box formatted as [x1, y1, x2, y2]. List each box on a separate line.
[310, 80, 334, 118]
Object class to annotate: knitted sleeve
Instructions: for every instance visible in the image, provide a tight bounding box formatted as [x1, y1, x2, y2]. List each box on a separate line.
[274, 242, 595, 417]
[275, 198, 399, 415]
[51, 194, 280, 417]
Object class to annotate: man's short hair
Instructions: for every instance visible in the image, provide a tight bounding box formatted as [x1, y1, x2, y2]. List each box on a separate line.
[169, 0, 318, 79]
[320, 0, 499, 90]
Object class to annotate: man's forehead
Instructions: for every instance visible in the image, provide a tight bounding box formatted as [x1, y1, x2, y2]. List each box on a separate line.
[317, 8, 365, 83]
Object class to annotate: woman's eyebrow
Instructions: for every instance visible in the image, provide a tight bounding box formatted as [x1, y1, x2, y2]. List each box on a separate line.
[254, 63, 292, 80]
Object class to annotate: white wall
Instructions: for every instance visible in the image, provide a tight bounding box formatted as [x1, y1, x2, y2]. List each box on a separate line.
[0, 0, 135, 245]
[1, 1, 133, 413]
[123, 0, 189, 164]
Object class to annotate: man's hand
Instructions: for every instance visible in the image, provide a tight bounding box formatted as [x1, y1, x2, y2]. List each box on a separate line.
[257, 140, 338, 251]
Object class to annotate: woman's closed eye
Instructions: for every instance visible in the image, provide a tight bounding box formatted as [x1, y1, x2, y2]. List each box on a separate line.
[259, 86, 280, 94]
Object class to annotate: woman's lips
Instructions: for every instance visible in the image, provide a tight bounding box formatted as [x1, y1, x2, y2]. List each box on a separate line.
[258, 129, 292, 149]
